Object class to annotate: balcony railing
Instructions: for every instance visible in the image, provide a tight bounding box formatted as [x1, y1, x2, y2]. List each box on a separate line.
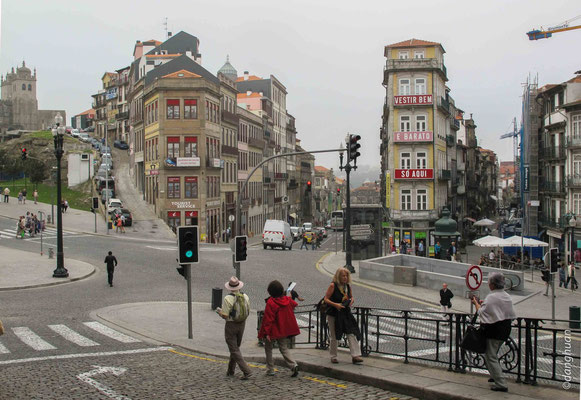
[222, 145, 238, 156]
[538, 179, 565, 194]
[538, 215, 566, 230]
[117, 111, 129, 120]
[539, 146, 566, 160]
[248, 137, 265, 149]
[438, 97, 450, 115]
[438, 169, 451, 180]
[566, 175, 581, 188]
[446, 134, 455, 147]
[566, 136, 581, 148]
[450, 118, 460, 130]
[384, 59, 447, 83]
[221, 110, 239, 125]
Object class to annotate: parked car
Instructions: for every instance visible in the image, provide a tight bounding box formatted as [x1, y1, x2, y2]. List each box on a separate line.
[262, 219, 293, 250]
[71, 129, 80, 137]
[101, 188, 115, 204]
[114, 140, 129, 150]
[85, 126, 95, 132]
[96, 177, 115, 194]
[98, 164, 112, 174]
[325, 220, 332, 230]
[101, 159, 114, 170]
[107, 198, 123, 214]
[110, 207, 132, 226]
[65, 126, 72, 134]
[100, 146, 111, 155]
[79, 133, 90, 142]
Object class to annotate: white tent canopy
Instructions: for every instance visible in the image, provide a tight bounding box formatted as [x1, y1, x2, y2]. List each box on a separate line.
[473, 235, 508, 247]
[474, 218, 496, 227]
[503, 235, 549, 247]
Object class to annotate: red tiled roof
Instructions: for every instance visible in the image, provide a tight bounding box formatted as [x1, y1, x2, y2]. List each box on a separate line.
[314, 166, 330, 172]
[567, 75, 581, 83]
[78, 109, 95, 116]
[237, 92, 262, 99]
[146, 54, 181, 58]
[385, 38, 441, 49]
[236, 75, 262, 82]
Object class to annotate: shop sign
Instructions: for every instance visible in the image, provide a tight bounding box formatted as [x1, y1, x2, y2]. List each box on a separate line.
[393, 131, 433, 142]
[206, 200, 220, 207]
[149, 170, 159, 175]
[385, 171, 390, 208]
[185, 211, 198, 217]
[414, 232, 427, 239]
[394, 95, 433, 106]
[177, 157, 201, 167]
[394, 169, 433, 179]
[211, 158, 221, 168]
[167, 211, 180, 218]
[171, 201, 195, 209]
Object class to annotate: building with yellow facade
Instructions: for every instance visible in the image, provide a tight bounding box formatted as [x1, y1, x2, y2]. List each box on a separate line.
[381, 38, 457, 254]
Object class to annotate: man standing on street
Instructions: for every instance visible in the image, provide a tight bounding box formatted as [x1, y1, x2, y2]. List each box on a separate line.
[216, 277, 252, 380]
[3, 187, 10, 203]
[439, 283, 454, 321]
[418, 240, 424, 257]
[104, 251, 118, 287]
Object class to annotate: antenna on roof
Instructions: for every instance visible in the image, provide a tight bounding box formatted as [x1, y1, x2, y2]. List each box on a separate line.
[163, 17, 169, 39]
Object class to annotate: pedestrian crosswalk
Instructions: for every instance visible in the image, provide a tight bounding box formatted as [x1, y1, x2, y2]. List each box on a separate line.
[0, 226, 81, 241]
[0, 321, 142, 356]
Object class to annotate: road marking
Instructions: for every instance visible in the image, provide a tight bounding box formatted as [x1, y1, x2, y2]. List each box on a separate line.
[0, 341, 9, 354]
[48, 324, 100, 347]
[12, 327, 57, 351]
[83, 322, 141, 343]
[0, 346, 172, 365]
[170, 349, 347, 388]
[77, 365, 129, 400]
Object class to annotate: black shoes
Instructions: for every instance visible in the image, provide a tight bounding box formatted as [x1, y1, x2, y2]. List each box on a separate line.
[291, 364, 299, 377]
[490, 387, 508, 392]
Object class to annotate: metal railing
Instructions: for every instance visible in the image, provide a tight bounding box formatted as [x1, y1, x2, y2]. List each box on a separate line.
[265, 305, 580, 387]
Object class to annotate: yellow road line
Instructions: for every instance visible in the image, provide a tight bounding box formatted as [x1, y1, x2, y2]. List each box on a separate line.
[315, 252, 435, 307]
[169, 349, 347, 388]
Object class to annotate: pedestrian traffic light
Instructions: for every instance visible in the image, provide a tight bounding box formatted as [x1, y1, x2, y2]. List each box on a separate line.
[21, 148, 27, 160]
[550, 248, 560, 273]
[347, 134, 361, 163]
[306, 181, 312, 192]
[235, 235, 248, 263]
[178, 226, 199, 264]
[92, 197, 99, 210]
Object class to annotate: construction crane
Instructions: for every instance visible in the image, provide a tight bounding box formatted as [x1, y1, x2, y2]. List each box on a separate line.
[527, 14, 581, 40]
[500, 118, 520, 205]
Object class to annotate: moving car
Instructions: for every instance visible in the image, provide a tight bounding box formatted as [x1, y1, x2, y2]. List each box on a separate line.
[302, 222, 312, 232]
[315, 227, 327, 238]
[107, 198, 123, 214]
[290, 226, 304, 242]
[262, 219, 293, 250]
[114, 140, 129, 150]
[110, 207, 132, 226]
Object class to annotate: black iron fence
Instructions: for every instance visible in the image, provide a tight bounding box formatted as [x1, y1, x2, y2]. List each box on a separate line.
[265, 305, 580, 387]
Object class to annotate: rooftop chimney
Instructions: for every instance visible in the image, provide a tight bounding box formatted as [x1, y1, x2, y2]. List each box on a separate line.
[244, 71, 249, 81]
[247, 91, 252, 96]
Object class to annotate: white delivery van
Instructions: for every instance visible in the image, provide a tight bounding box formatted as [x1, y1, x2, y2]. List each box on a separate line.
[262, 219, 293, 250]
[302, 222, 313, 232]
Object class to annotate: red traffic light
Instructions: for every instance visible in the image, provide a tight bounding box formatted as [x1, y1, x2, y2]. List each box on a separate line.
[337, 188, 340, 193]
[307, 181, 311, 186]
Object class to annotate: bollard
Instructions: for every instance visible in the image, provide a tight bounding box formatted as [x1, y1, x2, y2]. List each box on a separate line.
[211, 287, 223, 310]
[570, 306, 580, 329]
[47, 215, 52, 224]
[48, 247, 54, 259]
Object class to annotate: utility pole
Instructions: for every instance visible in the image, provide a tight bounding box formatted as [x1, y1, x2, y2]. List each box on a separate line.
[340, 134, 361, 274]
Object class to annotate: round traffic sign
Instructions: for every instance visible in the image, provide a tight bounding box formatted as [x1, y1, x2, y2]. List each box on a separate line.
[466, 265, 483, 290]
[229, 215, 235, 222]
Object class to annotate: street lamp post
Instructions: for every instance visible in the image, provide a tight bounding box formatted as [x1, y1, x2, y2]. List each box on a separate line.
[569, 215, 576, 264]
[52, 113, 69, 278]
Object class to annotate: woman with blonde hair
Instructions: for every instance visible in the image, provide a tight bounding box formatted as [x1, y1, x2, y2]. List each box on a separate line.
[323, 267, 362, 364]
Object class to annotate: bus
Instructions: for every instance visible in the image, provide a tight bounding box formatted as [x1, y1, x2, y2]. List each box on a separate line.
[330, 210, 344, 231]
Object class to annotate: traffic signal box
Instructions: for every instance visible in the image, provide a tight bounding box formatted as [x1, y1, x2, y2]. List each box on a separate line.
[306, 180, 312, 192]
[348, 134, 361, 162]
[92, 197, 99, 210]
[21, 148, 27, 160]
[235, 235, 248, 263]
[178, 226, 199, 264]
[550, 248, 560, 273]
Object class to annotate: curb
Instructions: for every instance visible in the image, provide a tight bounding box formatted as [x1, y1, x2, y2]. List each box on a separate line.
[0, 265, 96, 291]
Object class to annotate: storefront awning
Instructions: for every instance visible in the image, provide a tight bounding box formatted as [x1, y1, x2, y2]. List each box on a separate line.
[464, 217, 476, 223]
[289, 213, 297, 219]
[490, 195, 498, 201]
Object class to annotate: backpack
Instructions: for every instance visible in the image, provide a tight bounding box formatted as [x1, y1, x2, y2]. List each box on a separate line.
[228, 292, 250, 322]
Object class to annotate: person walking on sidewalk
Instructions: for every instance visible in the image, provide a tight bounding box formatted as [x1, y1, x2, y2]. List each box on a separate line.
[323, 267, 363, 364]
[258, 280, 300, 377]
[17, 191, 23, 205]
[568, 261, 579, 291]
[542, 267, 552, 296]
[104, 251, 118, 287]
[471, 272, 516, 392]
[3, 187, 9, 203]
[22, 188, 27, 204]
[216, 277, 252, 380]
[559, 263, 568, 288]
[439, 283, 454, 321]
[33, 189, 38, 204]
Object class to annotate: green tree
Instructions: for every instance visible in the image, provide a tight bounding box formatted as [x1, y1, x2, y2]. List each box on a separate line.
[25, 159, 48, 186]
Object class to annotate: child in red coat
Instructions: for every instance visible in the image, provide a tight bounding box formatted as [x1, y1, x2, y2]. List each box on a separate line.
[258, 280, 300, 377]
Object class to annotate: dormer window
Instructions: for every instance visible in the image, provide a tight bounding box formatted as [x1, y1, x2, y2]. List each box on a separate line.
[398, 51, 409, 59]
[414, 50, 425, 59]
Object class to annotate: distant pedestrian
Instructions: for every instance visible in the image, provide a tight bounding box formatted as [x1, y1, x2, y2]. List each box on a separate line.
[435, 242, 441, 259]
[104, 251, 118, 287]
[33, 190, 38, 204]
[439, 283, 454, 321]
[3, 187, 9, 203]
[568, 262, 579, 292]
[216, 277, 252, 380]
[120, 214, 126, 233]
[542, 267, 552, 296]
[64, 199, 68, 213]
[418, 240, 424, 257]
[448, 241, 457, 261]
[323, 267, 363, 364]
[400, 241, 407, 255]
[21, 188, 27, 204]
[115, 215, 121, 233]
[300, 234, 309, 250]
[215, 231, 220, 244]
[258, 280, 300, 377]
[17, 191, 23, 204]
[559, 263, 568, 288]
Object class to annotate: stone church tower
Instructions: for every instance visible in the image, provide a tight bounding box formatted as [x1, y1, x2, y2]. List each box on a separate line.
[0, 61, 65, 132]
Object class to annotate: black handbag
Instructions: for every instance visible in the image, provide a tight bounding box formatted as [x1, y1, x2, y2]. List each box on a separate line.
[460, 314, 486, 354]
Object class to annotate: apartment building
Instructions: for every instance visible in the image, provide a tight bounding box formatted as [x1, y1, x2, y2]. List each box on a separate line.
[380, 38, 452, 251]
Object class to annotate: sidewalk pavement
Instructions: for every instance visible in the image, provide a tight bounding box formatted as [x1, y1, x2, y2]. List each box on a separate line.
[1, 243, 577, 399]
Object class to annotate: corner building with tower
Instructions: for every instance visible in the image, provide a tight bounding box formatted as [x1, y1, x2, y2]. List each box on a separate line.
[381, 39, 458, 253]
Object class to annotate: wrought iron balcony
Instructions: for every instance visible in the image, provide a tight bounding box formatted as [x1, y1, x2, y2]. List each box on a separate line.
[538, 215, 566, 230]
[222, 145, 238, 156]
[117, 111, 129, 120]
[438, 169, 451, 180]
[438, 97, 451, 115]
[249, 137, 265, 149]
[566, 175, 581, 188]
[538, 179, 565, 194]
[566, 136, 581, 149]
[384, 59, 447, 84]
[446, 134, 455, 147]
[539, 146, 566, 160]
[221, 110, 239, 125]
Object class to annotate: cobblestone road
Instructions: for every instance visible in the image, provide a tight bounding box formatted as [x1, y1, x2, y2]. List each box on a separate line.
[0, 348, 417, 400]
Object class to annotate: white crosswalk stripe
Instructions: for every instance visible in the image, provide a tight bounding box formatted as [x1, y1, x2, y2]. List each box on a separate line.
[0, 342, 9, 354]
[48, 324, 100, 347]
[0, 227, 79, 240]
[12, 327, 57, 351]
[83, 322, 141, 343]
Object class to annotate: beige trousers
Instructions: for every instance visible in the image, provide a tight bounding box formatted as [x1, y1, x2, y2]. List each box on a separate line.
[327, 315, 361, 358]
[264, 337, 296, 372]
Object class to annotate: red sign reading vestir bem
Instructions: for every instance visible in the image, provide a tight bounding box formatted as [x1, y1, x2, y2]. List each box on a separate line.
[394, 95, 433, 105]
[393, 131, 433, 142]
[394, 169, 434, 179]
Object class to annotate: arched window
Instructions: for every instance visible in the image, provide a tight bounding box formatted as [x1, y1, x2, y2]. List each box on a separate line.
[22, 84, 26, 90]
[28, 84, 32, 91]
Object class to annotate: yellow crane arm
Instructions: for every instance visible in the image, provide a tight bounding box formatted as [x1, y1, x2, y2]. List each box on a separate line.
[527, 24, 581, 40]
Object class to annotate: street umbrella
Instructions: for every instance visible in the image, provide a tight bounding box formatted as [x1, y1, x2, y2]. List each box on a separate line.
[474, 218, 496, 227]
[503, 235, 549, 247]
[473, 235, 508, 247]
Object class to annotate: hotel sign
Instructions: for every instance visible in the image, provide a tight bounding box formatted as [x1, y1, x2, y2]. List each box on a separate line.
[177, 157, 201, 167]
[394, 95, 433, 106]
[393, 131, 433, 142]
[394, 169, 433, 179]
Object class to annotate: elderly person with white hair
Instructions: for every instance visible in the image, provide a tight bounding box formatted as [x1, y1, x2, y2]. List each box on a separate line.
[471, 272, 516, 392]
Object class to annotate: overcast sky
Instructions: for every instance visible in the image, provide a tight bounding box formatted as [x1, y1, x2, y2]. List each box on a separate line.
[1, 1, 579, 174]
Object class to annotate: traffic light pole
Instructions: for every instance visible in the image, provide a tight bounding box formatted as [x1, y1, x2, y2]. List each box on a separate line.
[185, 263, 193, 339]
[344, 162, 355, 273]
[233, 148, 344, 278]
